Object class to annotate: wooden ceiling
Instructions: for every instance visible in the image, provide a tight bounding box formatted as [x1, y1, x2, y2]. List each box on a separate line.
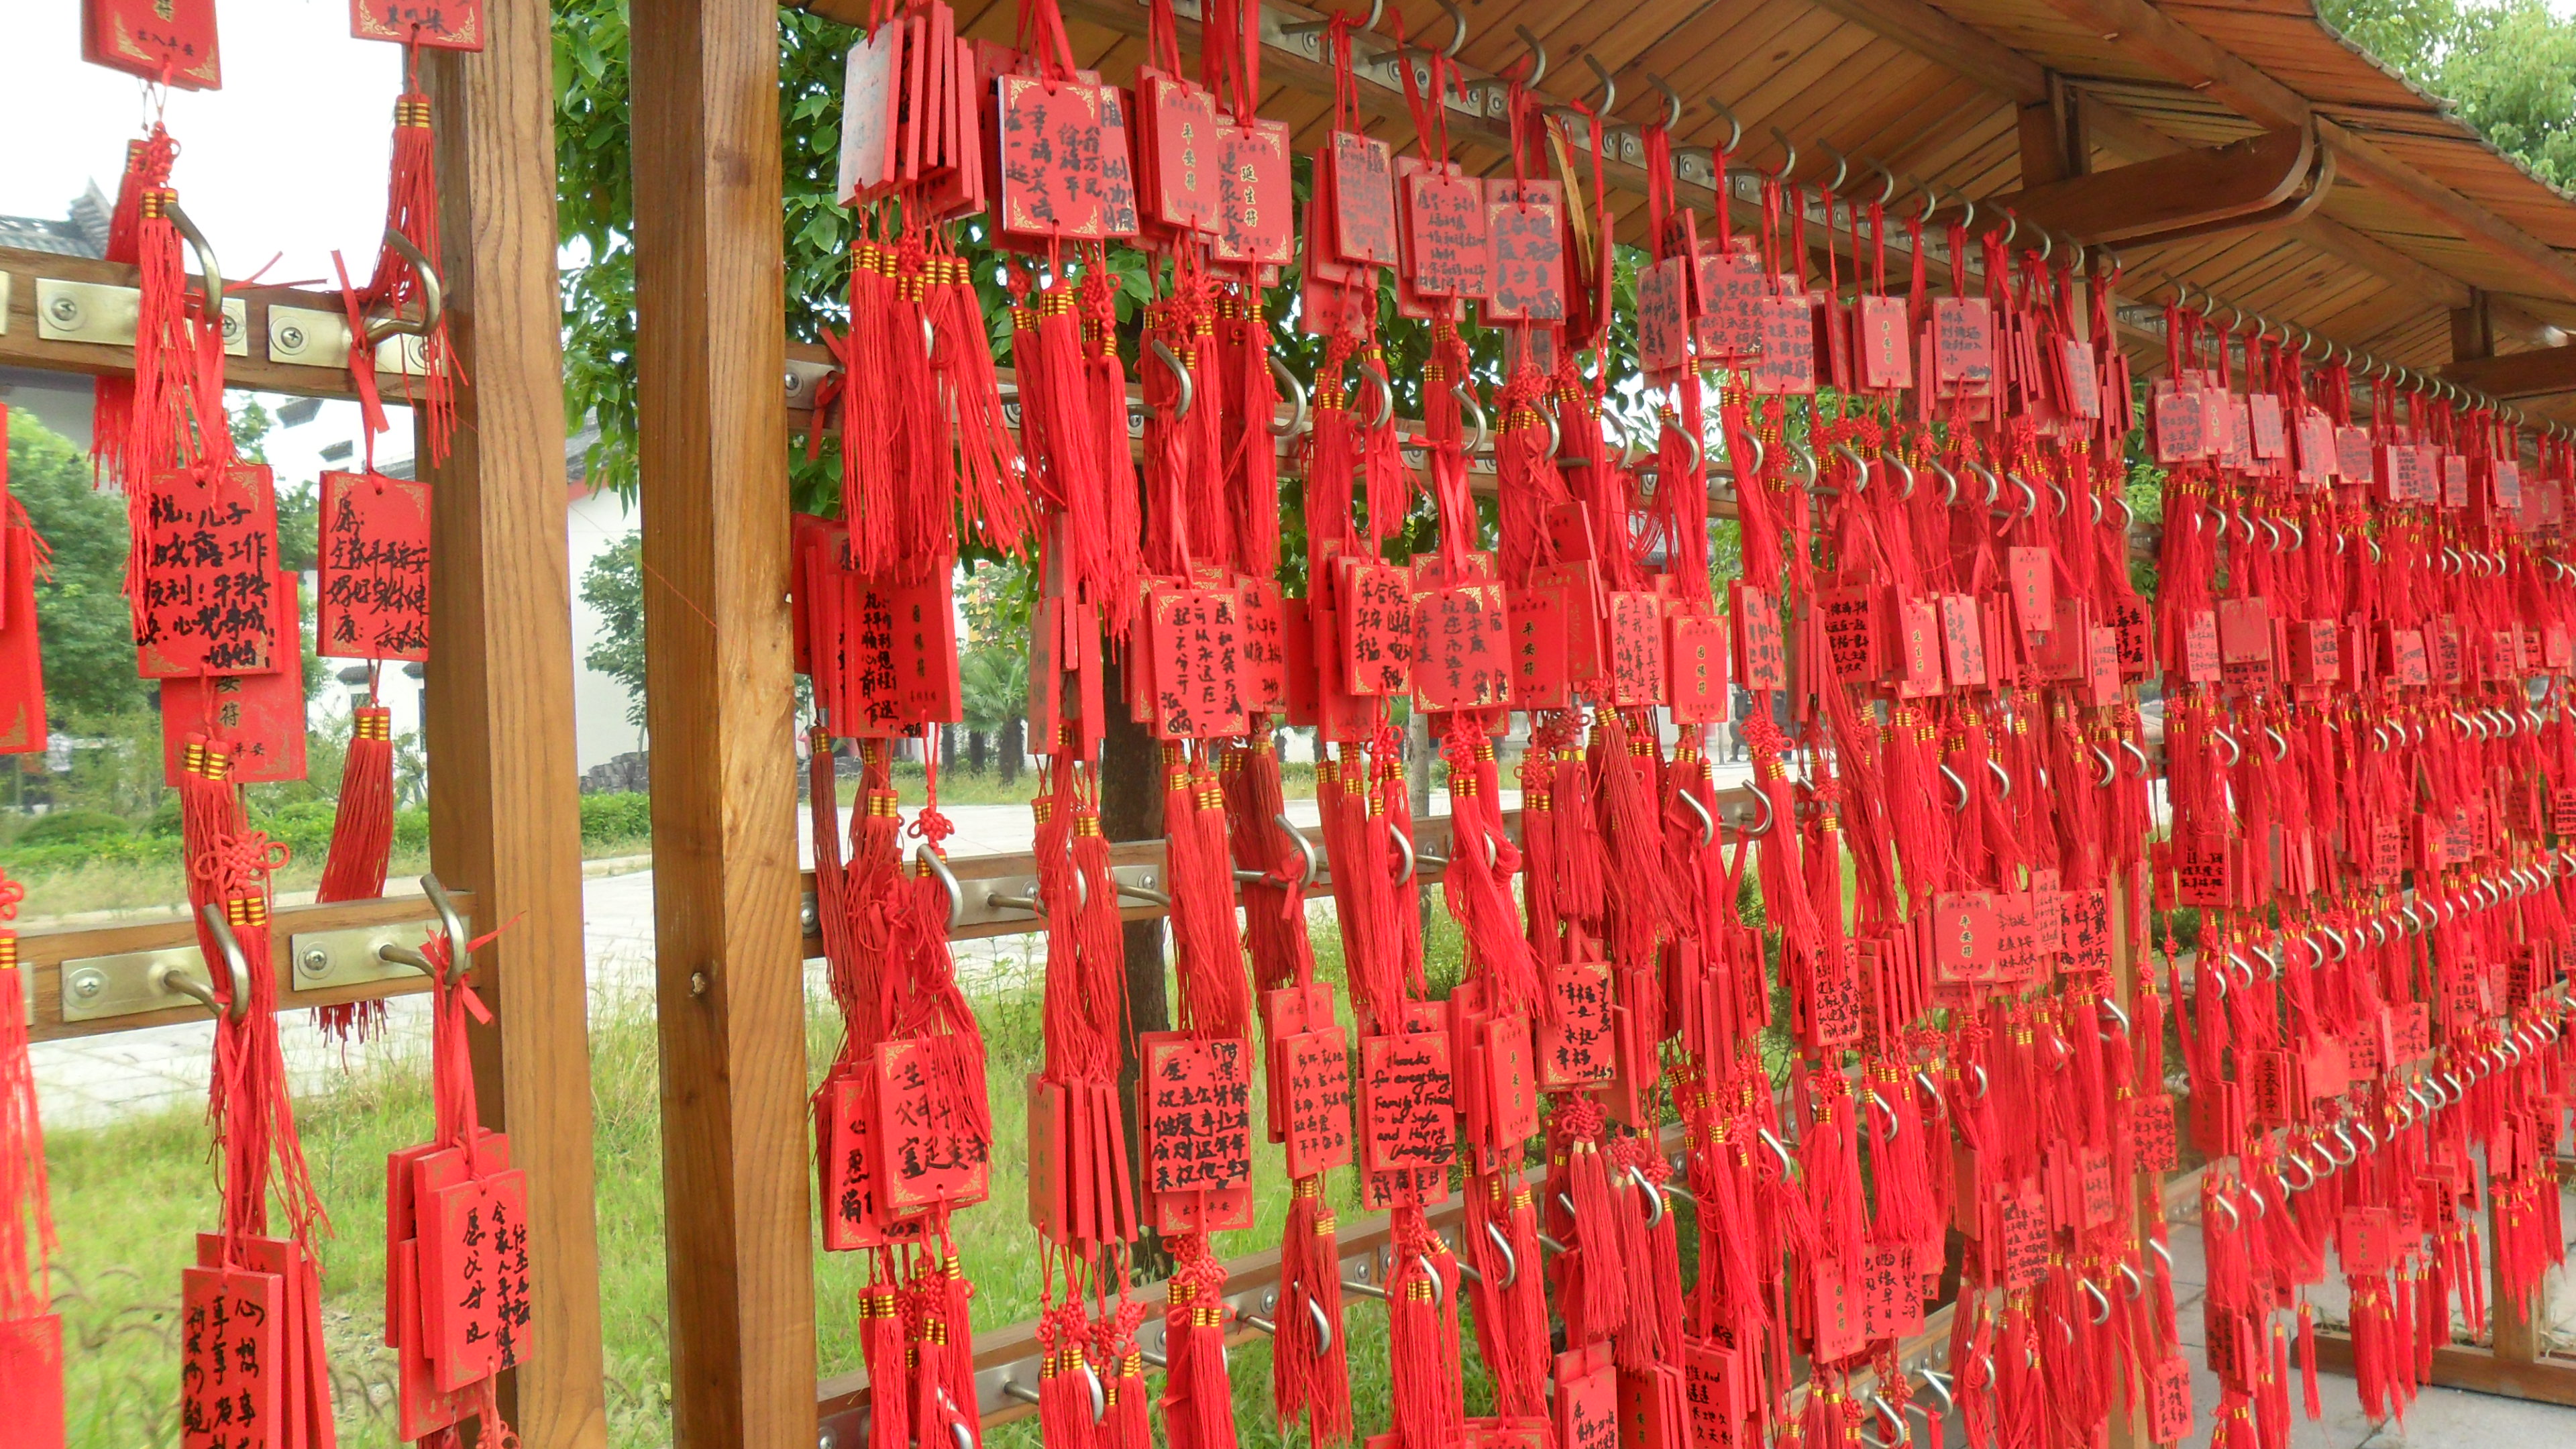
[798, 0, 2576, 431]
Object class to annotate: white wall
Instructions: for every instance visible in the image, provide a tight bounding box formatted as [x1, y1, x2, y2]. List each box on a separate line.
[565, 484, 647, 775]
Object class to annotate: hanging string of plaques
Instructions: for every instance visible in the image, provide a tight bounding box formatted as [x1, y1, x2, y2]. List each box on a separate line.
[2151, 289, 2575, 1448]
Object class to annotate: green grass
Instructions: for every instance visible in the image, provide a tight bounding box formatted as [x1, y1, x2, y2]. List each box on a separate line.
[3, 794, 660, 921]
[40, 907, 1473, 1448]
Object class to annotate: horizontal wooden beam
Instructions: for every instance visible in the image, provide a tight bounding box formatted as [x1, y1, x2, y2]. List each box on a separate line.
[0, 245, 422, 398]
[1990, 128, 2316, 244]
[2439, 343, 2576, 400]
[17, 890, 476, 1043]
[2311, 1329, 2576, 1406]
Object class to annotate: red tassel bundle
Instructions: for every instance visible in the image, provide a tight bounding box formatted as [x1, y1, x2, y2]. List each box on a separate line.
[0, 871, 61, 1443]
[314, 704, 398, 1042]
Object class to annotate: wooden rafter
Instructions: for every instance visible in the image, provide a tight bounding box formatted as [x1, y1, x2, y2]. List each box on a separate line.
[2030, 0, 2576, 301]
[2440, 344, 2576, 400]
[1988, 127, 2320, 245]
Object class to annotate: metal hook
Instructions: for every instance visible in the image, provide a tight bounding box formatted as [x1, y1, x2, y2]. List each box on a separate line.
[1581, 53, 1619, 121]
[1341, 358, 1392, 431]
[1678, 791, 1716, 848]
[1815, 142, 1850, 194]
[1705, 97, 1741, 154]
[1643, 72, 1683, 133]
[1389, 822, 1415, 886]
[1452, 382, 1489, 456]
[1765, 127, 1799, 184]
[162, 200, 225, 323]
[1269, 358, 1309, 437]
[195, 904, 254, 1023]
[1628, 1165, 1666, 1228]
[914, 843, 965, 930]
[1731, 788, 1774, 839]
[364, 227, 445, 345]
[421, 873, 472, 983]
[1148, 339, 1195, 423]
[1866, 159, 1898, 206]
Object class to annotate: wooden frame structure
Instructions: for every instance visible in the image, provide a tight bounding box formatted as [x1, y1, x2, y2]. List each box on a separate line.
[12, 1, 2576, 1446]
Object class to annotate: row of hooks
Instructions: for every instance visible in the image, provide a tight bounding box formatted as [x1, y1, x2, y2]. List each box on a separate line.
[1273, 0, 2575, 447]
[1277, 0, 2096, 273]
[2154, 276, 2572, 445]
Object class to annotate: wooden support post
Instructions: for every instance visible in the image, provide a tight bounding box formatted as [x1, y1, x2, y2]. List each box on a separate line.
[2452, 290, 2496, 365]
[630, 0, 818, 1442]
[2106, 863, 2154, 1449]
[419, 6, 608, 1444]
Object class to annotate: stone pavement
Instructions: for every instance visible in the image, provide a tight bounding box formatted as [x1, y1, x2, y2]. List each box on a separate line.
[2149, 1180, 2576, 1447]
[28, 780, 1616, 1126]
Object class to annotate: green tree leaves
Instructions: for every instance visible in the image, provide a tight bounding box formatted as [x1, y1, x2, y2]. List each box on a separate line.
[581, 529, 650, 730]
[9, 415, 144, 720]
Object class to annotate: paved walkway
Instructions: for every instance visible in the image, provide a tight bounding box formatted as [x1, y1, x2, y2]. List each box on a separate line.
[2151, 1180, 2576, 1447]
[34, 777, 1695, 1126]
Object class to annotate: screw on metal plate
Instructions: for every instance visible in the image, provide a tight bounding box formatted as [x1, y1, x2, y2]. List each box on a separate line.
[288, 915, 466, 985]
[55, 945, 230, 1023]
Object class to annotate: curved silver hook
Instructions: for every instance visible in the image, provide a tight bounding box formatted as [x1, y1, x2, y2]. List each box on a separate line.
[1764, 127, 1800, 184]
[365, 227, 445, 344]
[1628, 1165, 1666, 1228]
[1452, 382, 1489, 456]
[1642, 72, 1683, 133]
[421, 873, 472, 985]
[915, 843, 965, 931]
[1389, 822, 1416, 886]
[1485, 1220, 1519, 1289]
[163, 200, 224, 325]
[1149, 339, 1196, 423]
[1356, 360, 1393, 431]
[1580, 53, 1619, 121]
[1269, 357, 1309, 437]
[197, 904, 254, 1023]
[1705, 97, 1741, 154]
[1679, 790, 1717, 848]
[1275, 812, 1321, 890]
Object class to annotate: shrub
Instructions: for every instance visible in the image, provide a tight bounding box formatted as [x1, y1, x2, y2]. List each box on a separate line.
[15, 808, 131, 845]
[581, 791, 653, 847]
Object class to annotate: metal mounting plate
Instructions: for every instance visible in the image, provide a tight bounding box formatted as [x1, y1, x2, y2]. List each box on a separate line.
[34, 278, 248, 356]
[266, 306, 431, 377]
[57, 946, 223, 1023]
[289, 915, 464, 989]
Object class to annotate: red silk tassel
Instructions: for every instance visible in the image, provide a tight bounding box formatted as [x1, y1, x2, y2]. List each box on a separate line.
[91, 138, 150, 490]
[1552, 1099, 1629, 1340]
[1385, 1213, 1464, 1449]
[1037, 1303, 1100, 1449]
[0, 871, 60, 1436]
[929, 256, 1029, 557]
[1273, 1180, 1352, 1447]
[1161, 1236, 1237, 1449]
[862, 1276, 908, 1449]
[314, 704, 398, 1042]
[364, 88, 462, 464]
[1104, 1305, 1155, 1449]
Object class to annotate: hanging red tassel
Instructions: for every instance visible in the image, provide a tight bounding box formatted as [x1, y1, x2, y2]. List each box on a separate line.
[314, 702, 398, 1042]
[0, 869, 62, 1443]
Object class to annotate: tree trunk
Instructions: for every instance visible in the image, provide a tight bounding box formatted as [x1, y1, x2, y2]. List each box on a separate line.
[968, 729, 989, 776]
[1097, 651, 1170, 1278]
[1000, 716, 1024, 786]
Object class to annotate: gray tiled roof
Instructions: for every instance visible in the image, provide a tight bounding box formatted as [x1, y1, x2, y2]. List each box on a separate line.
[0, 183, 111, 260]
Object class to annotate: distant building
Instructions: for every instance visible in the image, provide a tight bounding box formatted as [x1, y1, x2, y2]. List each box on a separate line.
[0, 183, 111, 451]
[385, 419, 645, 775]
